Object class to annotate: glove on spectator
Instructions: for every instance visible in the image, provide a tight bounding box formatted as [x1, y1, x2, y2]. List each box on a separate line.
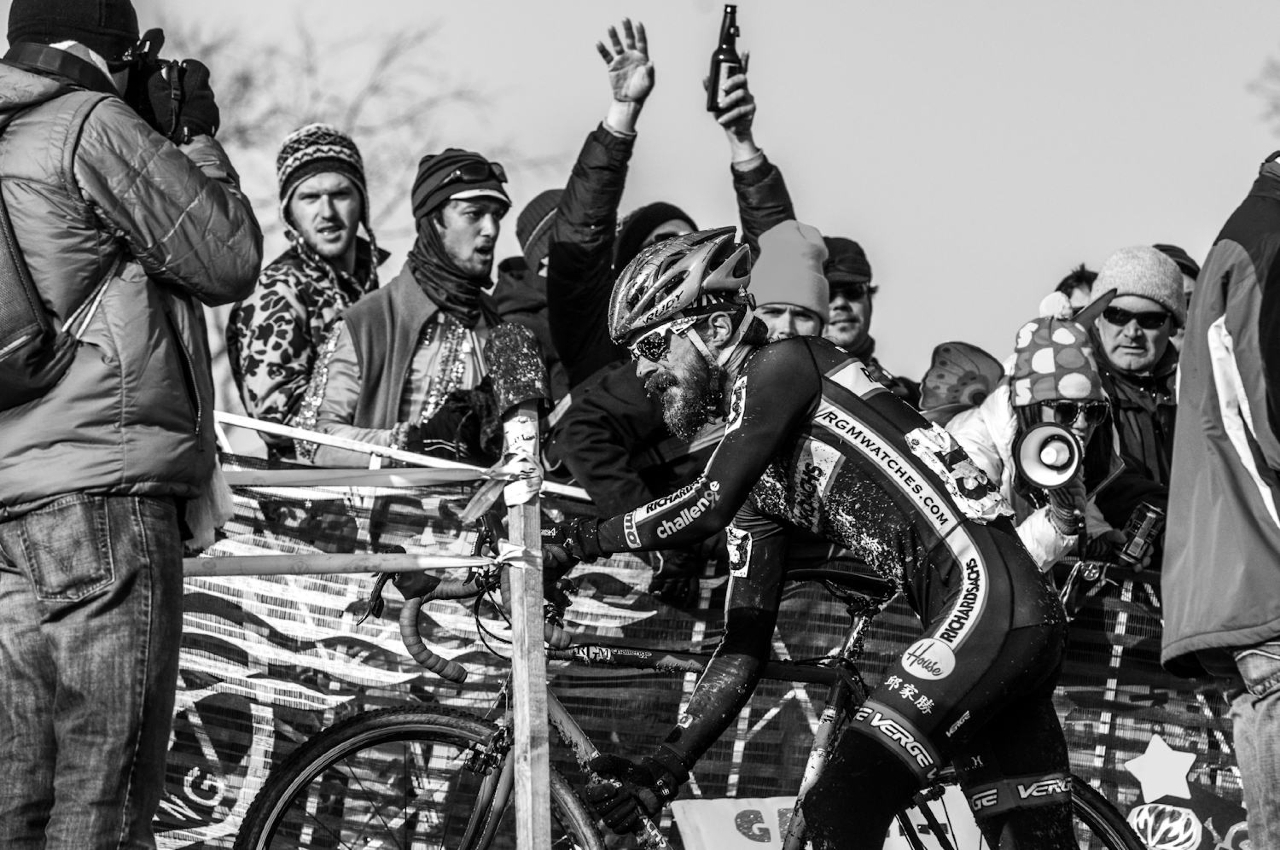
[584, 751, 687, 835]
[404, 381, 503, 465]
[1045, 472, 1086, 537]
[147, 59, 219, 143]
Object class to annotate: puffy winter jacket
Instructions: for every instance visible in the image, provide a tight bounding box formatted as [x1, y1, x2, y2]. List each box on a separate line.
[946, 380, 1119, 569]
[1162, 155, 1280, 676]
[0, 61, 262, 519]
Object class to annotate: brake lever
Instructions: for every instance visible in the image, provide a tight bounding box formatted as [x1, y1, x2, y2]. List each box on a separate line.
[356, 572, 392, 626]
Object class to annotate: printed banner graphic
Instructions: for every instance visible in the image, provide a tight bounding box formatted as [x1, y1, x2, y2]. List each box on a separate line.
[158, 457, 1246, 849]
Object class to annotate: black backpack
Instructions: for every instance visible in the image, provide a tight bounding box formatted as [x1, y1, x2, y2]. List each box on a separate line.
[0, 97, 111, 412]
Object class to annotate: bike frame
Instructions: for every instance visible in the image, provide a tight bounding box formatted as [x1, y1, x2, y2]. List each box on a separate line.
[465, 589, 893, 850]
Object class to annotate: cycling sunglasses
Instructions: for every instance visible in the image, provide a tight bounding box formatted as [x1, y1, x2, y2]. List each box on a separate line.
[1041, 400, 1110, 427]
[1101, 306, 1169, 330]
[628, 317, 698, 362]
[439, 160, 508, 190]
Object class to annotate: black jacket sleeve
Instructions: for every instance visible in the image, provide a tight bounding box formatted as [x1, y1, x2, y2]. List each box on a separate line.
[547, 124, 635, 388]
[550, 363, 665, 515]
[732, 155, 796, 260]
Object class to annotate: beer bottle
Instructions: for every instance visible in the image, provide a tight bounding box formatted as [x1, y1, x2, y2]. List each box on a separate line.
[706, 4, 742, 112]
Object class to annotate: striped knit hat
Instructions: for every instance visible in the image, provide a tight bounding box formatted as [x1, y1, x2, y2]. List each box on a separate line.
[276, 123, 369, 233]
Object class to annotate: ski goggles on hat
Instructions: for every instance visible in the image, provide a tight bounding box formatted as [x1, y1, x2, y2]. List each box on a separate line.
[1041, 400, 1110, 427]
[628, 316, 699, 363]
[1101, 306, 1169, 330]
[439, 160, 508, 190]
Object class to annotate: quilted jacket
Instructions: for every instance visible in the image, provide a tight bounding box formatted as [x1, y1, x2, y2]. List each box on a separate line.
[0, 59, 262, 518]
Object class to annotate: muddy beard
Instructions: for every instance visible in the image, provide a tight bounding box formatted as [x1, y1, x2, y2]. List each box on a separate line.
[647, 358, 725, 440]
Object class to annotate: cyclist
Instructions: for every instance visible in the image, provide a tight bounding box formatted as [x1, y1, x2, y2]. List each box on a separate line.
[542, 227, 1074, 849]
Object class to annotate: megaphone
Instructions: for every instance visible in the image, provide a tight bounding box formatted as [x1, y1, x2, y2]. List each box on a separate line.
[1013, 422, 1082, 489]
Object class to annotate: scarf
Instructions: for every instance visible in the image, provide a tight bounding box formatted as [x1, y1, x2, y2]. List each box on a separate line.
[406, 217, 500, 329]
[844, 333, 875, 362]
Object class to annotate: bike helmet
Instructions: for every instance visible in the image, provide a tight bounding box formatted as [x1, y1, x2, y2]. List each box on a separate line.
[608, 226, 752, 345]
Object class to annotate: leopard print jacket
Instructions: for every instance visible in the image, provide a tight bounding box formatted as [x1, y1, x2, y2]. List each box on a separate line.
[226, 236, 383, 452]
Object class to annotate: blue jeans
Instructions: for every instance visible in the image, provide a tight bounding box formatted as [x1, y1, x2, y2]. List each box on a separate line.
[0, 495, 184, 850]
[1231, 640, 1280, 850]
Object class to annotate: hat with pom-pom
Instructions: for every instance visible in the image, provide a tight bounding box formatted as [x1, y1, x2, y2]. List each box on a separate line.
[1009, 316, 1104, 407]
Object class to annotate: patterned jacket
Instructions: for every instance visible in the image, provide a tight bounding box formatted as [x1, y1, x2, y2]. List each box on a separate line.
[226, 236, 383, 455]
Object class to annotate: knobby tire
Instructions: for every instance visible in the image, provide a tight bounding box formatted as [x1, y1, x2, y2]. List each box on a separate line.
[233, 705, 604, 850]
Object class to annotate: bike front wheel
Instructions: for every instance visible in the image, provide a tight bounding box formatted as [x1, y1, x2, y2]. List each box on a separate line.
[234, 705, 604, 850]
[891, 773, 1143, 850]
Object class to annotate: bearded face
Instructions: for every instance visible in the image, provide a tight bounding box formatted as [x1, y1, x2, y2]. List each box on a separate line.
[645, 354, 724, 440]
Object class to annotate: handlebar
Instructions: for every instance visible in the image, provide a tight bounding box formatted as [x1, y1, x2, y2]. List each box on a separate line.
[398, 574, 485, 683]
[395, 557, 573, 684]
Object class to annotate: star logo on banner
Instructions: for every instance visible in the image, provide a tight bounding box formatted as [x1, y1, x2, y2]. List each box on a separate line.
[1124, 734, 1196, 802]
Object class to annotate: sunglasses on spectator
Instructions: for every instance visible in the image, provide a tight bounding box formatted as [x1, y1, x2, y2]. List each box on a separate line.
[830, 281, 877, 300]
[629, 317, 698, 362]
[1101, 306, 1169, 330]
[1041, 400, 1110, 426]
[439, 160, 508, 190]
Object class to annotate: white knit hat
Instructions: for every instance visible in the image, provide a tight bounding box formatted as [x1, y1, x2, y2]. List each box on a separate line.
[749, 220, 830, 324]
[1089, 246, 1186, 327]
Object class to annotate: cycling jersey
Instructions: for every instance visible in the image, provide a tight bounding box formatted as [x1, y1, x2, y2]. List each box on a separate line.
[590, 337, 1071, 840]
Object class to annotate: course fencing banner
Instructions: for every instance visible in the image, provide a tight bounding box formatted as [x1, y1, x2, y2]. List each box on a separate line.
[159, 455, 1246, 850]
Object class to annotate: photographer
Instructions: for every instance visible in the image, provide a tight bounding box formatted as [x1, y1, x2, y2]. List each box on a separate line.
[0, 1, 262, 846]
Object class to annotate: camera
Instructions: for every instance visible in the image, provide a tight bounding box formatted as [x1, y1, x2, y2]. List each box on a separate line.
[119, 29, 182, 135]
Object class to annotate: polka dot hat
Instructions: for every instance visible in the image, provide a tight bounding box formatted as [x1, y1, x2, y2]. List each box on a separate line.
[1009, 316, 1104, 407]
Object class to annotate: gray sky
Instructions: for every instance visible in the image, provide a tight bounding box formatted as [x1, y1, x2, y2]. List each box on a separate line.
[32, 1, 1280, 378]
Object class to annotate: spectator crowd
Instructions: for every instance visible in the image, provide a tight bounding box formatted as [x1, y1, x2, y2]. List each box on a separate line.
[1, 3, 1278, 849]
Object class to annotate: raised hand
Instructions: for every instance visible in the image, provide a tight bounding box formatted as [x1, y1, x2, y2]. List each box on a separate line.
[596, 19, 654, 104]
[705, 53, 753, 134]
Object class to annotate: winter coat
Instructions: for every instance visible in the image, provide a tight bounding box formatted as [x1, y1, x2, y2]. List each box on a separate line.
[226, 236, 384, 456]
[1089, 337, 1177, 527]
[946, 380, 1119, 569]
[546, 124, 635, 388]
[0, 61, 262, 519]
[1162, 155, 1280, 677]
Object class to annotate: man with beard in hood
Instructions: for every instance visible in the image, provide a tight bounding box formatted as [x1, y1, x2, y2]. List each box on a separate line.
[296, 147, 543, 467]
[539, 229, 1075, 850]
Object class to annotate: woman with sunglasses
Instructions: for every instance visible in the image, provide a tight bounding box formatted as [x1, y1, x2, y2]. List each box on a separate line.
[946, 307, 1130, 571]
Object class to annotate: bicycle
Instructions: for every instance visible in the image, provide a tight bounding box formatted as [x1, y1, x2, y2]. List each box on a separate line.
[234, 525, 1145, 850]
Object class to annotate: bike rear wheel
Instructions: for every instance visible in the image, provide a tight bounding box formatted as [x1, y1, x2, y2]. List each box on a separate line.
[234, 705, 604, 850]
[891, 773, 1143, 850]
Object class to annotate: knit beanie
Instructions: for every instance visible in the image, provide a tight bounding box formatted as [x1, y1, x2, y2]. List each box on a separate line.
[8, 0, 137, 63]
[822, 236, 873, 289]
[614, 202, 697, 272]
[1153, 243, 1200, 282]
[411, 148, 510, 222]
[516, 188, 562, 271]
[749, 220, 830, 323]
[1088, 245, 1186, 327]
[1009, 316, 1105, 408]
[276, 123, 368, 230]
